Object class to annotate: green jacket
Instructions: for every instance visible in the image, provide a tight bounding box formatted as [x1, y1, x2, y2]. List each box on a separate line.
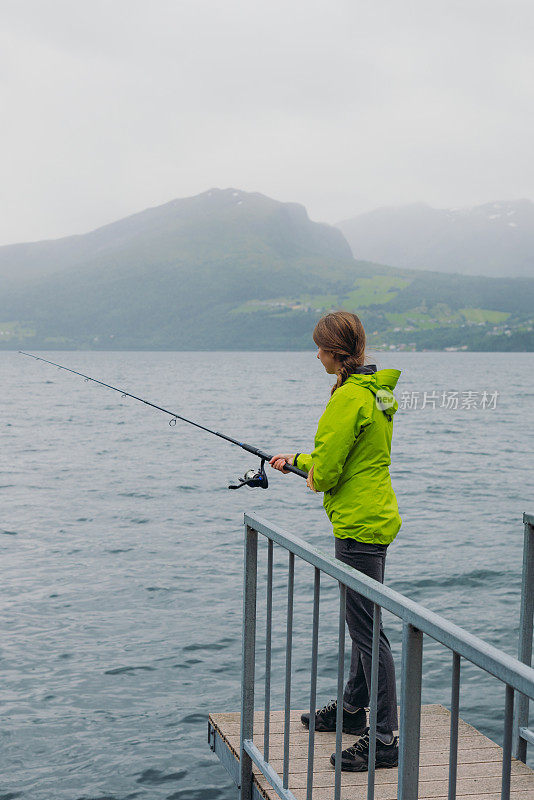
[295, 369, 402, 544]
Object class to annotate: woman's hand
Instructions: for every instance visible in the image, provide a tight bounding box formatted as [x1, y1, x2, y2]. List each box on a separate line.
[306, 464, 317, 492]
[269, 454, 296, 474]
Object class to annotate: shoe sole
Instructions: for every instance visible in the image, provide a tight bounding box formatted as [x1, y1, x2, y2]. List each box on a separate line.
[329, 757, 398, 772]
[301, 721, 368, 735]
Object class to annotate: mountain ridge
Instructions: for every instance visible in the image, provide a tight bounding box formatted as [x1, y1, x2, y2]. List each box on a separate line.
[0, 189, 533, 351]
[337, 199, 534, 278]
[0, 188, 352, 287]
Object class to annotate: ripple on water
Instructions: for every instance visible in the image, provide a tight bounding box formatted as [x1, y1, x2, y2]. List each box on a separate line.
[180, 713, 206, 725]
[104, 665, 156, 675]
[172, 658, 202, 670]
[182, 639, 234, 653]
[136, 768, 187, 785]
[394, 568, 512, 593]
[165, 789, 224, 800]
[74, 796, 138, 800]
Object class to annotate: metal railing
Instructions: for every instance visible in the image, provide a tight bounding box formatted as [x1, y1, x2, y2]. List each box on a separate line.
[514, 512, 534, 762]
[239, 512, 534, 800]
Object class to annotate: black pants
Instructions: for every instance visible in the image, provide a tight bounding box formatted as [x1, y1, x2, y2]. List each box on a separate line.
[335, 537, 398, 734]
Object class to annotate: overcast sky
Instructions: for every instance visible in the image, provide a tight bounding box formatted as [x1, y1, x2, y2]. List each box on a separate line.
[1, 0, 533, 245]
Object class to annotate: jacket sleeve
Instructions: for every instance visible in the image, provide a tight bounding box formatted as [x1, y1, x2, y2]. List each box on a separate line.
[304, 389, 369, 493]
[294, 453, 313, 472]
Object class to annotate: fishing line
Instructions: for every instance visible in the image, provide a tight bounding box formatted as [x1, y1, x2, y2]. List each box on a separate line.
[19, 351, 308, 488]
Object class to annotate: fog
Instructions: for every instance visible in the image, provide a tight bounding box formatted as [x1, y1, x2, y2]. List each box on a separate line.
[1, 0, 533, 244]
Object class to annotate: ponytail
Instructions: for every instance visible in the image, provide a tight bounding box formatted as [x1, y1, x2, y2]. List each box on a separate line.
[313, 311, 366, 396]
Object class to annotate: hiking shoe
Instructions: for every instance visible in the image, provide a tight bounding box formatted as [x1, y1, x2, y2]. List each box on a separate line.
[300, 700, 367, 734]
[329, 728, 399, 771]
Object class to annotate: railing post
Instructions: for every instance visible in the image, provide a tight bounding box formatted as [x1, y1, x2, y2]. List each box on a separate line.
[264, 538, 274, 763]
[398, 622, 423, 800]
[448, 652, 461, 800]
[514, 513, 534, 762]
[502, 684, 514, 800]
[367, 603, 381, 800]
[283, 551, 295, 790]
[240, 523, 258, 799]
[334, 583, 346, 800]
[306, 567, 321, 800]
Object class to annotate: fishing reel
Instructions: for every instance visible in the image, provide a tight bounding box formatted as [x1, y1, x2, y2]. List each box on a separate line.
[229, 459, 269, 490]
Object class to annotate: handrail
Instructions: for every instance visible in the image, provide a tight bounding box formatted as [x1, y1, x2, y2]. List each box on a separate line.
[246, 513, 534, 697]
[514, 512, 534, 762]
[239, 512, 534, 800]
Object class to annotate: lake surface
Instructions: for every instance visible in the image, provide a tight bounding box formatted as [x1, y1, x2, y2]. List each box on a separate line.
[1, 350, 533, 798]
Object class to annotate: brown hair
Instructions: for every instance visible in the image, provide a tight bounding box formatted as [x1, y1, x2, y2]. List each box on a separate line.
[313, 311, 366, 395]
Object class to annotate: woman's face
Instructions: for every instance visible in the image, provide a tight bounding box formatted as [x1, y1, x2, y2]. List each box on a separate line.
[317, 347, 340, 374]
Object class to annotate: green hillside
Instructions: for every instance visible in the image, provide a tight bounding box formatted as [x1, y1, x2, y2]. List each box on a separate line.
[0, 189, 533, 351]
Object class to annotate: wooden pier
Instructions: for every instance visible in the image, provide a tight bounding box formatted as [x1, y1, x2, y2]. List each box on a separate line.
[208, 704, 534, 799]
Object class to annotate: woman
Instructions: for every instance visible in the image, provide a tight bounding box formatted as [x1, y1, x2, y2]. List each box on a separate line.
[269, 310, 401, 772]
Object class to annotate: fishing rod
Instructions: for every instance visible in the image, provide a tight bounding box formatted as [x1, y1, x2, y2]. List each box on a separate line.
[19, 351, 308, 489]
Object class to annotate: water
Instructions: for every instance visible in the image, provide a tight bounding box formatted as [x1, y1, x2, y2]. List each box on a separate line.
[1, 350, 533, 798]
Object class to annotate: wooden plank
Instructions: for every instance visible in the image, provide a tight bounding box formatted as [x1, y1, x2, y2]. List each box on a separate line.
[214, 717, 481, 737]
[211, 707, 489, 729]
[286, 788, 534, 800]
[211, 703, 448, 721]
[247, 748, 504, 768]
[221, 738, 501, 765]
[286, 776, 534, 800]
[213, 724, 502, 755]
[210, 704, 498, 743]
[253, 759, 533, 784]
[209, 704, 534, 800]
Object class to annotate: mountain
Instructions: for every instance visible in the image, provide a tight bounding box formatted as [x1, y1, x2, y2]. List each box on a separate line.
[0, 188, 356, 349]
[0, 189, 533, 351]
[337, 200, 534, 278]
[0, 187, 352, 288]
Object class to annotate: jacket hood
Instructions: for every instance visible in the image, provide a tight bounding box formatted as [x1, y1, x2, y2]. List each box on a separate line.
[345, 368, 401, 416]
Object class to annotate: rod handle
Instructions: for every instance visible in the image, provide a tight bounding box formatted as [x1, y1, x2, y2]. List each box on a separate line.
[240, 444, 308, 480]
[283, 463, 308, 479]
